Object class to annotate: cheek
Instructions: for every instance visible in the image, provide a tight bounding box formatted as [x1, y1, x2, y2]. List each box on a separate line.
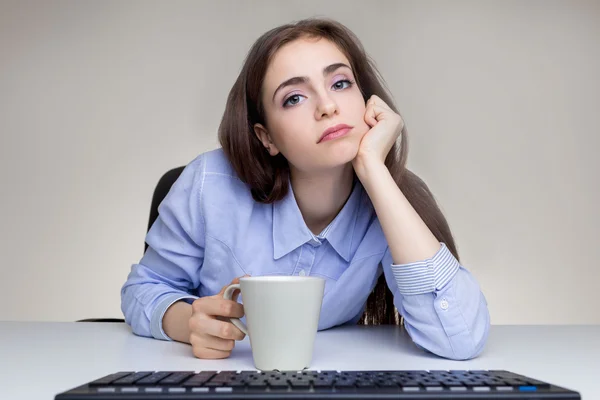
[342, 95, 367, 119]
[269, 114, 310, 150]
[351, 102, 370, 130]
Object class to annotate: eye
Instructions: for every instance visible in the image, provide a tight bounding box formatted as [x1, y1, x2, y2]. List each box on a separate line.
[283, 94, 306, 108]
[282, 79, 355, 108]
[332, 79, 354, 90]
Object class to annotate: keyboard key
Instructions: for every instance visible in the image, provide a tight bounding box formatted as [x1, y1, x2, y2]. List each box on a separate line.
[182, 371, 217, 387]
[89, 372, 133, 386]
[211, 371, 237, 382]
[483, 378, 505, 386]
[421, 380, 443, 386]
[520, 385, 538, 391]
[203, 381, 224, 387]
[376, 380, 399, 387]
[525, 378, 551, 388]
[441, 380, 464, 386]
[289, 379, 311, 387]
[504, 378, 528, 385]
[270, 383, 290, 390]
[227, 379, 247, 387]
[112, 371, 153, 385]
[355, 380, 377, 388]
[462, 379, 487, 387]
[159, 371, 195, 385]
[136, 371, 172, 385]
[335, 378, 356, 387]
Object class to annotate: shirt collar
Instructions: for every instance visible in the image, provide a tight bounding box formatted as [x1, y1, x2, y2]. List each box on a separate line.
[272, 178, 362, 262]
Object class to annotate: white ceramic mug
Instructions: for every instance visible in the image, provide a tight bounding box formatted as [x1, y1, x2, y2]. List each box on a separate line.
[223, 276, 325, 371]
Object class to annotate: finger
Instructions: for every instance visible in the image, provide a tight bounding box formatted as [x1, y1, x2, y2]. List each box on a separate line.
[190, 332, 236, 352]
[368, 95, 393, 112]
[191, 343, 232, 359]
[202, 297, 245, 318]
[203, 318, 246, 340]
[189, 315, 246, 340]
[364, 102, 378, 127]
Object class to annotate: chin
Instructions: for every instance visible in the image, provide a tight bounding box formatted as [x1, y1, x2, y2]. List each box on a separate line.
[324, 138, 360, 166]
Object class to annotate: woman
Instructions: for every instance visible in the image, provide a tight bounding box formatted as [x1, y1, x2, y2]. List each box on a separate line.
[121, 17, 490, 361]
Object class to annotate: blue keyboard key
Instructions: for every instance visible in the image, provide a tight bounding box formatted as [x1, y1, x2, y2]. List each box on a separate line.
[519, 385, 538, 391]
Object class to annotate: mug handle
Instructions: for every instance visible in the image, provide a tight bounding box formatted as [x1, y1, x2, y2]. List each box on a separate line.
[222, 283, 248, 335]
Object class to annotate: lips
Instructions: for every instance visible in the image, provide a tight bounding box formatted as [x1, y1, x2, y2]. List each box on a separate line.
[318, 124, 353, 143]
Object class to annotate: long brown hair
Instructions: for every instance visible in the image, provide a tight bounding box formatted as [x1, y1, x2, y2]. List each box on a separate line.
[218, 18, 459, 325]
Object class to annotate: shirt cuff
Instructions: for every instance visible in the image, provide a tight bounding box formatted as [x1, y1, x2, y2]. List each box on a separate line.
[150, 293, 199, 341]
[391, 242, 460, 296]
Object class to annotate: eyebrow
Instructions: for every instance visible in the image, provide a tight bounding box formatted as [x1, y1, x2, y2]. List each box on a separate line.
[271, 62, 352, 103]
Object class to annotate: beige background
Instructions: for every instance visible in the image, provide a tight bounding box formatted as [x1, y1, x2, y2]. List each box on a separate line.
[1, 0, 598, 324]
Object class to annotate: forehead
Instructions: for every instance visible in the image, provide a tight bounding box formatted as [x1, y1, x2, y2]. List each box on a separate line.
[264, 37, 351, 88]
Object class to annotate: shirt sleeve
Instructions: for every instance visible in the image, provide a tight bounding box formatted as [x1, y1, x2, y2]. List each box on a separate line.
[381, 242, 490, 360]
[120, 156, 206, 341]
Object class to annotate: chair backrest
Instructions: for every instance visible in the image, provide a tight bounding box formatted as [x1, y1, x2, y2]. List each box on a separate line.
[145, 166, 185, 253]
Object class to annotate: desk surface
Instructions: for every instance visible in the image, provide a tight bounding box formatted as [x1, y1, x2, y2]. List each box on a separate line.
[1, 322, 598, 399]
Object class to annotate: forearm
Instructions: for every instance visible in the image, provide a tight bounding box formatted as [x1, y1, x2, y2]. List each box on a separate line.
[354, 156, 440, 264]
[163, 301, 193, 344]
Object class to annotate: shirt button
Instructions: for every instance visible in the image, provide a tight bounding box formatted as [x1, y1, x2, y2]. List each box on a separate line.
[440, 299, 449, 310]
[298, 269, 306, 276]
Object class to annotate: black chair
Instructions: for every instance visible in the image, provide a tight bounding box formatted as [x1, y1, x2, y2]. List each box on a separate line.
[144, 166, 185, 253]
[77, 166, 185, 323]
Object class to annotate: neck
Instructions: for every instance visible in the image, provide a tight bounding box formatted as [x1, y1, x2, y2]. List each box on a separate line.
[289, 163, 355, 236]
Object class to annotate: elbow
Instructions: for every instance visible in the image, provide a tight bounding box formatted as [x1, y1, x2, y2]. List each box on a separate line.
[410, 306, 491, 361]
[440, 310, 490, 361]
[446, 331, 488, 360]
[120, 284, 152, 339]
[419, 327, 489, 361]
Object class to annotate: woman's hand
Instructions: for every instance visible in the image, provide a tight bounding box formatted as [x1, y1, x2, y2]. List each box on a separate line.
[188, 276, 247, 359]
[352, 95, 404, 176]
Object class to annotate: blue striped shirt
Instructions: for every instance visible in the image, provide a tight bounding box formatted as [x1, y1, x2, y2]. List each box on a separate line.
[121, 148, 490, 360]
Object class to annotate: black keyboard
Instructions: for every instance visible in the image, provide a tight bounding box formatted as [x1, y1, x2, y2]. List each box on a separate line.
[55, 369, 580, 399]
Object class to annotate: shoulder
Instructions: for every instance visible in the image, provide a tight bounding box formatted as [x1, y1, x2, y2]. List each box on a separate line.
[183, 147, 236, 178]
[183, 147, 254, 206]
[180, 147, 244, 188]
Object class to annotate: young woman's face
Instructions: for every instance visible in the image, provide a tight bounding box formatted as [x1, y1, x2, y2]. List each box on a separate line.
[255, 37, 370, 173]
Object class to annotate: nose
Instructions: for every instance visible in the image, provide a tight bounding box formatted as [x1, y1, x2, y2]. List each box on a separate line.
[315, 92, 339, 120]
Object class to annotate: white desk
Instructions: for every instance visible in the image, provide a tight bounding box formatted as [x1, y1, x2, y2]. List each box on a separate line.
[1, 322, 598, 399]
